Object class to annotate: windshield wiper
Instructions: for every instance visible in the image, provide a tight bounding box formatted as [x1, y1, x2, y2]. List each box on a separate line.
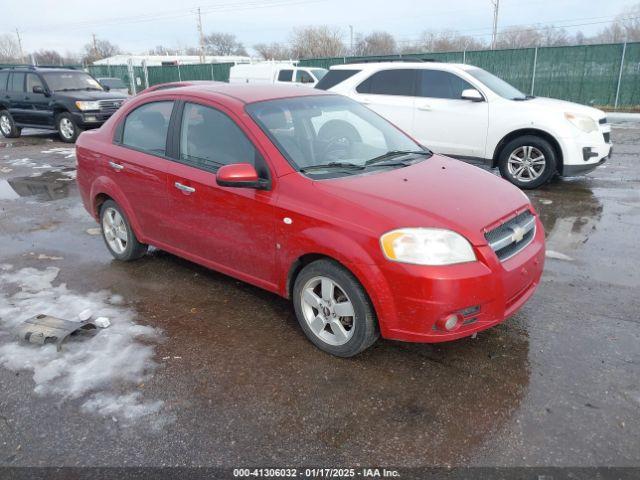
[365, 150, 432, 166]
[299, 162, 365, 173]
[513, 95, 535, 101]
[55, 88, 82, 92]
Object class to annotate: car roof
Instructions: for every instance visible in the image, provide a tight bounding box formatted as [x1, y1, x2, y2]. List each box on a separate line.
[152, 83, 332, 104]
[329, 61, 473, 71]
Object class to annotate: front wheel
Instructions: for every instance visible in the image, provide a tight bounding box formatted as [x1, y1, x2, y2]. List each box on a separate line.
[293, 259, 379, 357]
[0, 111, 21, 138]
[56, 112, 83, 143]
[498, 135, 557, 189]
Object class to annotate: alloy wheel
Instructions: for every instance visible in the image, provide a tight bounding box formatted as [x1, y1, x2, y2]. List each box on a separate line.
[300, 276, 355, 346]
[102, 207, 128, 254]
[0, 114, 11, 136]
[507, 146, 546, 182]
[59, 118, 75, 140]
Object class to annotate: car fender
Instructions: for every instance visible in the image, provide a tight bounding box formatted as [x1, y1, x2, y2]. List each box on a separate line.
[89, 175, 146, 242]
[278, 225, 397, 336]
[487, 122, 567, 165]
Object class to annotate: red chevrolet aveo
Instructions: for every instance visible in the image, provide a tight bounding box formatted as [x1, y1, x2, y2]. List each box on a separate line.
[76, 84, 545, 357]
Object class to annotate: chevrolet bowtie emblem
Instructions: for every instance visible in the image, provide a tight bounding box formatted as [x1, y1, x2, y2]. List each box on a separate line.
[511, 226, 526, 243]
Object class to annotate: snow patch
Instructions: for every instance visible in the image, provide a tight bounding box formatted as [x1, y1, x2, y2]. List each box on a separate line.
[546, 250, 574, 261]
[0, 266, 167, 426]
[41, 147, 76, 159]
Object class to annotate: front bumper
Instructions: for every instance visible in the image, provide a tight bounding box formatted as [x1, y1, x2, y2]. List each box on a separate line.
[71, 111, 117, 129]
[370, 218, 545, 343]
[559, 126, 612, 177]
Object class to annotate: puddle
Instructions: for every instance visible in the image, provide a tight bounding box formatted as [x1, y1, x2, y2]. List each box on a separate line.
[0, 169, 76, 202]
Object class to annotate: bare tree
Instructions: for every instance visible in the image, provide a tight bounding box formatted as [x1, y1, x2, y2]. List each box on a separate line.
[538, 26, 571, 47]
[82, 38, 122, 64]
[289, 26, 346, 59]
[0, 34, 22, 63]
[32, 50, 64, 65]
[495, 27, 542, 49]
[401, 30, 484, 53]
[204, 32, 248, 56]
[253, 42, 291, 60]
[353, 31, 397, 56]
[595, 3, 640, 43]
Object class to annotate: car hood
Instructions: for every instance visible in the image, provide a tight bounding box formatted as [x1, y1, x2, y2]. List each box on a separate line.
[312, 155, 532, 245]
[519, 96, 605, 120]
[53, 90, 128, 101]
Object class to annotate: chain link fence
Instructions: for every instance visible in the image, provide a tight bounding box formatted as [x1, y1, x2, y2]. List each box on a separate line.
[297, 42, 640, 110]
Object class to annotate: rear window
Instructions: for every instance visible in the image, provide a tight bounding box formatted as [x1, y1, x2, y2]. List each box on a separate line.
[121, 101, 174, 156]
[0, 71, 8, 91]
[315, 69, 360, 90]
[356, 69, 416, 96]
[9, 73, 25, 92]
[277, 70, 293, 82]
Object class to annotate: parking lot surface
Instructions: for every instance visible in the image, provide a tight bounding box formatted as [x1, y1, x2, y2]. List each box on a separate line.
[0, 125, 638, 467]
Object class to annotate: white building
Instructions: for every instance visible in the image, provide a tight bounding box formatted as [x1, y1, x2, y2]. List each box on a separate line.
[93, 54, 251, 66]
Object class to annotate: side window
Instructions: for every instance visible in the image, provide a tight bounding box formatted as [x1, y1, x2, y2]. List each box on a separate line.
[277, 70, 293, 82]
[122, 101, 174, 156]
[295, 70, 314, 84]
[418, 70, 473, 99]
[0, 72, 9, 91]
[26, 74, 44, 93]
[179, 102, 257, 173]
[356, 69, 416, 96]
[9, 73, 25, 92]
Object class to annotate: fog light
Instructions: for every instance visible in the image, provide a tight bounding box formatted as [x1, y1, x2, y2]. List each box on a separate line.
[84, 115, 98, 122]
[437, 314, 461, 332]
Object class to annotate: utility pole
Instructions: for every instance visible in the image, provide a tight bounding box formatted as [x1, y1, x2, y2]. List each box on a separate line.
[15, 29, 24, 63]
[491, 0, 500, 50]
[197, 7, 206, 63]
[92, 33, 98, 60]
[349, 25, 354, 55]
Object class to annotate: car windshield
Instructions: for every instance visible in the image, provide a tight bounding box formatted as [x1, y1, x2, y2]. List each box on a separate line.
[100, 78, 126, 89]
[465, 67, 527, 100]
[310, 69, 327, 81]
[246, 95, 429, 178]
[42, 72, 103, 92]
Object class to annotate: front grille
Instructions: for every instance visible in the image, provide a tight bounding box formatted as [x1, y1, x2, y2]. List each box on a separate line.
[98, 99, 124, 112]
[485, 210, 536, 262]
[603, 131, 611, 143]
[599, 117, 607, 125]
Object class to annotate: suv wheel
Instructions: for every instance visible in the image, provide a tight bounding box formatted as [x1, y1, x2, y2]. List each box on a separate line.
[293, 259, 379, 357]
[0, 111, 21, 138]
[56, 112, 83, 143]
[99, 200, 148, 261]
[498, 135, 557, 189]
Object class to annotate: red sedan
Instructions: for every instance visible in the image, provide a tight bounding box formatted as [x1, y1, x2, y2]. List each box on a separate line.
[76, 84, 544, 357]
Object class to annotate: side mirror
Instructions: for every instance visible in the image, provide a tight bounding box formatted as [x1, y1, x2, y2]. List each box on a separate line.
[103, 85, 111, 92]
[216, 163, 270, 190]
[461, 88, 484, 102]
[32, 85, 45, 95]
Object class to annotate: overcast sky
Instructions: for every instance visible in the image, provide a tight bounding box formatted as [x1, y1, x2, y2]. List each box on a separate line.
[3, 0, 636, 55]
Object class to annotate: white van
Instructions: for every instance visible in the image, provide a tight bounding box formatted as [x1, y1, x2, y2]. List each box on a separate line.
[229, 63, 327, 88]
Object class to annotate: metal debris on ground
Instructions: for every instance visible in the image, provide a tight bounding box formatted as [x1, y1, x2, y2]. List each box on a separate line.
[16, 314, 97, 351]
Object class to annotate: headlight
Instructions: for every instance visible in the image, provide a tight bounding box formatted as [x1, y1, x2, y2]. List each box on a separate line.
[564, 112, 597, 133]
[75, 101, 101, 111]
[380, 228, 476, 266]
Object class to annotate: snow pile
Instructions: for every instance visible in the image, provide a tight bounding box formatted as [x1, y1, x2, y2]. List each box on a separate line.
[0, 265, 167, 426]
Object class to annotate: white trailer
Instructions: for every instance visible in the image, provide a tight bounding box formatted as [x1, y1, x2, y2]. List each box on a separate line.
[229, 62, 327, 87]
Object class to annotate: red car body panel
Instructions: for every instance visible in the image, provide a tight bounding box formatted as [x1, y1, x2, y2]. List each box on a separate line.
[76, 84, 544, 344]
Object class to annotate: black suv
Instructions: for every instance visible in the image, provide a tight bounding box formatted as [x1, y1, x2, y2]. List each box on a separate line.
[0, 67, 128, 143]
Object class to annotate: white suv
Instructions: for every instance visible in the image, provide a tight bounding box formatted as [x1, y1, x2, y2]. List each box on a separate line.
[318, 62, 612, 189]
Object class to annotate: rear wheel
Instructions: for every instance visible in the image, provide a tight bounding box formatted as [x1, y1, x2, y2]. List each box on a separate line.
[0, 111, 21, 138]
[498, 135, 557, 189]
[56, 112, 83, 143]
[293, 259, 379, 357]
[99, 200, 148, 261]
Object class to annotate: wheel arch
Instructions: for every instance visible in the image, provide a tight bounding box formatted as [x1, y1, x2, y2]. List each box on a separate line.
[492, 128, 564, 174]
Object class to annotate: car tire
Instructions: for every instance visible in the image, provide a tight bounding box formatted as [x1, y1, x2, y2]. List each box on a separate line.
[0, 111, 22, 138]
[498, 135, 557, 189]
[56, 112, 83, 143]
[293, 259, 379, 357]
[99, 200, 148, 261]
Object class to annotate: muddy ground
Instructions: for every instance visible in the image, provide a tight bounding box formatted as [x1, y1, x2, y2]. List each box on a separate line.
[0, 125, 638, 468]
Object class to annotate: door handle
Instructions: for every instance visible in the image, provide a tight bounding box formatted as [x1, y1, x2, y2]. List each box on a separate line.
[417, 103, 432, 111]
[174, 182, 196, 194]
[109, 161, 124, 171]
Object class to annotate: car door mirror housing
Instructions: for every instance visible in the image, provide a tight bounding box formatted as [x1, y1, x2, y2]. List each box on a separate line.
[32, 85, 45, 95]
[216, 163, 270, 190]
[461, 88, 483, 102]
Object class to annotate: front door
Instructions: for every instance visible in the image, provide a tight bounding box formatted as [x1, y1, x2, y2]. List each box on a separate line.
[166, 101, 277, 288]
[412, 69, 489, 157]
[24, 74, 51, 126]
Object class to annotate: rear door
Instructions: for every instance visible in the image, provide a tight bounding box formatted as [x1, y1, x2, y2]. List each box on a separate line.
[350, 69, 417, 135]
[6, 72, 27, 123]
[412, 69, 489, 157]
[109, 100, 175, 243]
[165, 100, 278, 287]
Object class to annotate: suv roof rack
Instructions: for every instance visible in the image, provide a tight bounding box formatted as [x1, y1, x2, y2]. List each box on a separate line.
[355, 58, 426, 64]
[0, 65, 80, 71]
